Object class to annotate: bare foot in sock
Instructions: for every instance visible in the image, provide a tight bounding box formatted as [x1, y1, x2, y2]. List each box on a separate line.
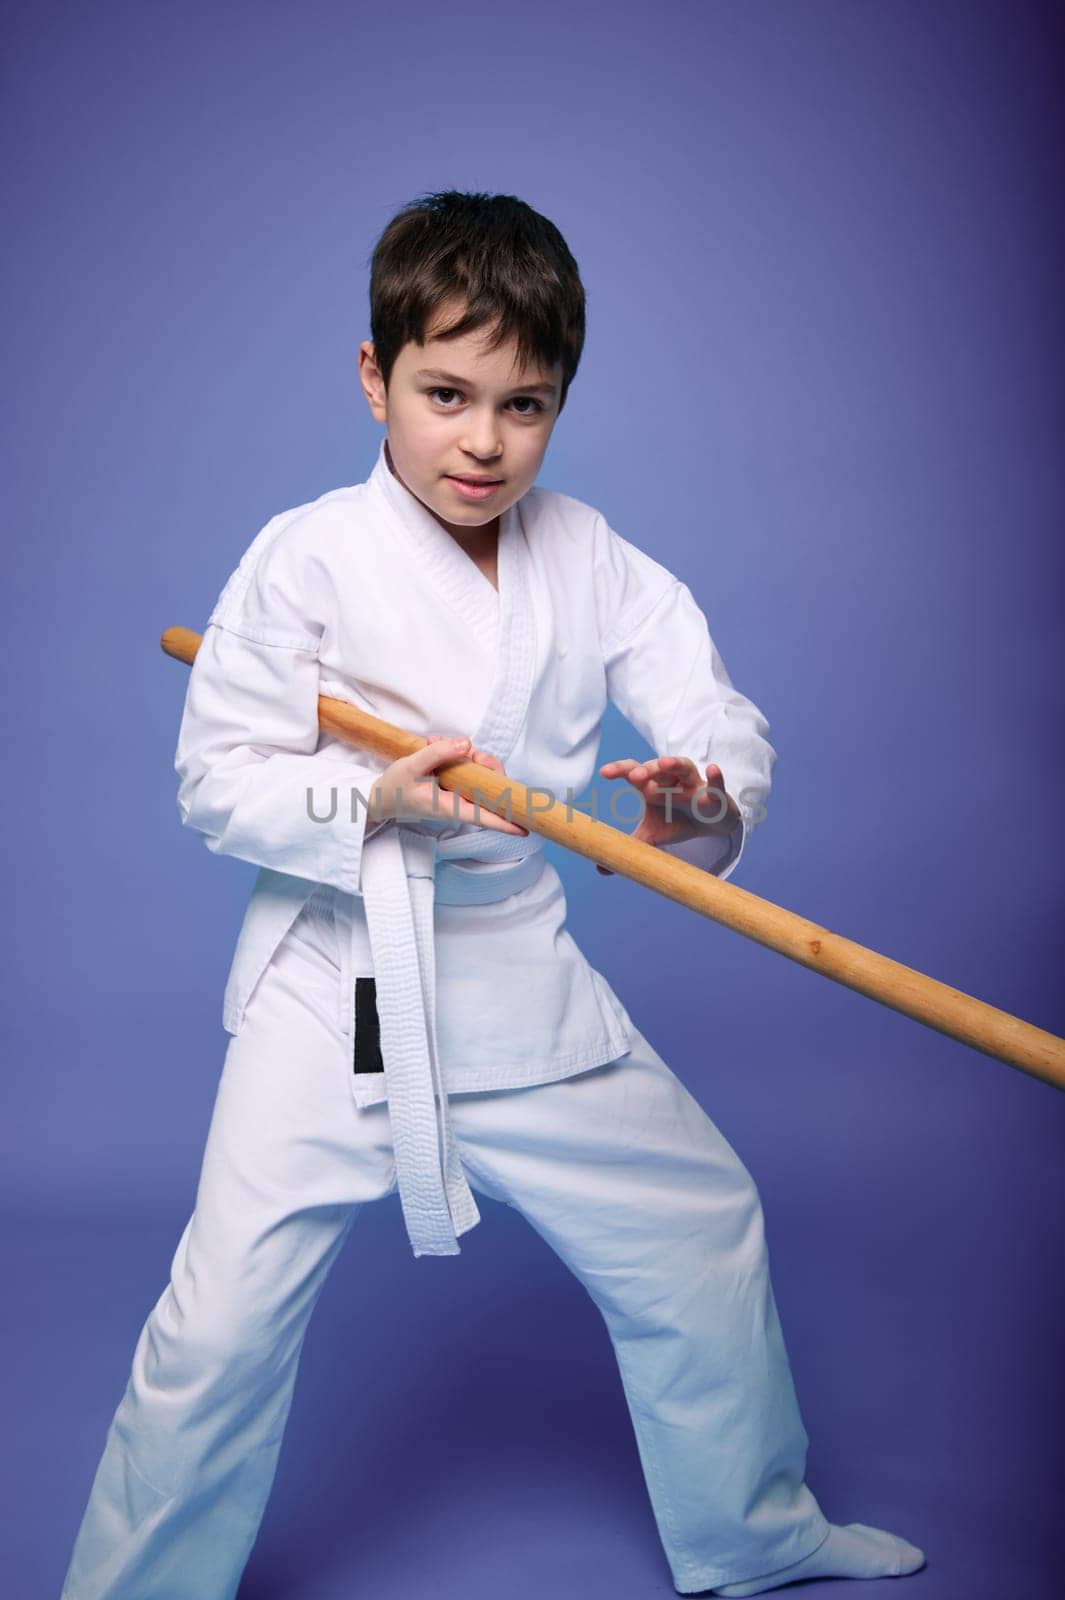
[711, 1521, 926, 1596]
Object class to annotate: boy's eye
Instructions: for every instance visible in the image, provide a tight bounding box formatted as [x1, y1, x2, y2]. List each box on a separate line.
[427, 387, 544, 415]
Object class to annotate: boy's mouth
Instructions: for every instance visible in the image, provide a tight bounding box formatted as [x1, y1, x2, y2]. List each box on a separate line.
[446, 475, 504, 500]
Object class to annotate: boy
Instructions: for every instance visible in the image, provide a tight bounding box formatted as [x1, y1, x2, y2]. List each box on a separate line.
[61, 189, 925, 1598]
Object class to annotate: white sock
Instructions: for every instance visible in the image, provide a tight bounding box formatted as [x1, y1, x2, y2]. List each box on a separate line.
[712, 1521, 926, 1596]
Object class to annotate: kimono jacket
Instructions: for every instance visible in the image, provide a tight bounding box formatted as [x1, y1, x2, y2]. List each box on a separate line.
[174, 437, 777, 1257]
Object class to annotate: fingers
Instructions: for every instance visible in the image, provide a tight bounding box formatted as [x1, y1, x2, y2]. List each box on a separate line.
[420, 736, 504, 772]
[455, 801, 528, 835]
[642, 755, 700, 786]
[601, 756, 663, 791]
[412, 736, 472, 774]
[600, 754, 701, 793]
[472, 750, 505, 772]
[443, 777, 526, 833]
[393, 737, 525, 834]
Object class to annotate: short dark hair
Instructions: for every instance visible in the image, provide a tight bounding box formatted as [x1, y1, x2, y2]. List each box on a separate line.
[367, 190, 586, 415]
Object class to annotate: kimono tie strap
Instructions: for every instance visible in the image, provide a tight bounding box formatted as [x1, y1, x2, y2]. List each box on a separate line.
[357, 824, 546, 1257]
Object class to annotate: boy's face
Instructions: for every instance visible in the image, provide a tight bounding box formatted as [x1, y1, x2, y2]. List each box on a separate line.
[358, 302, 563, 544]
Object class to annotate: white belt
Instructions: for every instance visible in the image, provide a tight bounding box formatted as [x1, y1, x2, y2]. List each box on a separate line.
[356, 824, 546, 1258]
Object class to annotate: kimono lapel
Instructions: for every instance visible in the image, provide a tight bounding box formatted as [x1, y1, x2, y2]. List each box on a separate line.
[369, 437, 500, 653]
[471, 499, 536, 767]
[367, 436, 538, 766]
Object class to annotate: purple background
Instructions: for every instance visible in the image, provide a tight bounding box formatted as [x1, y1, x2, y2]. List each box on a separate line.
[4, 1, 1063, 1596]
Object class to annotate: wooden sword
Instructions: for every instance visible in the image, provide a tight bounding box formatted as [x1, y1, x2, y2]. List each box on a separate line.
[162, 624, 1065, 1093]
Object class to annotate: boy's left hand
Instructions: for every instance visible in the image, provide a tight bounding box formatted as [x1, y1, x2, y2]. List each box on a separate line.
[595, 755, 741, 875]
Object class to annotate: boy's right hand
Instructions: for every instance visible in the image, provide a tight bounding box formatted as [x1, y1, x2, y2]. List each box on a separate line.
[367, 736, 528, 837]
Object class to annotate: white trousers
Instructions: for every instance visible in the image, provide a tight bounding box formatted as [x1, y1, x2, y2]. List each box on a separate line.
[61, 903, 831, 1598]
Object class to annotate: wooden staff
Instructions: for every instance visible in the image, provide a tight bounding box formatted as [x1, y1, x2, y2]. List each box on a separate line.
[162, 625, 1065, 1093]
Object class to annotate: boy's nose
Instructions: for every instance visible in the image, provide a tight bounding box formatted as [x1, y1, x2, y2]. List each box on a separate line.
[459, 420, 503, 461]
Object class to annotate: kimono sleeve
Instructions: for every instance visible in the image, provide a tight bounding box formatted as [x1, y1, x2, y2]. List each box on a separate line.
[174, 514, 387, 893]
[594, 515, 776, 882]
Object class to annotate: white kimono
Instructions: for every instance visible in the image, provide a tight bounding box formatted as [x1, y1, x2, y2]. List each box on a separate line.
[175, 436, 776, 1258]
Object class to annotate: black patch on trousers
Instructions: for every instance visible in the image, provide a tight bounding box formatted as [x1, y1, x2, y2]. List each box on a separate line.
[353, 977, 384, 1074]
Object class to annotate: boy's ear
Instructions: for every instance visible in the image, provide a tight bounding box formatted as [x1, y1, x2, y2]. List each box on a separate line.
[358, 340, 388, 422]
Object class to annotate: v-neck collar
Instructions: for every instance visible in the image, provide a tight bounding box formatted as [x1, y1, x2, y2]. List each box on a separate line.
[369, 437, 503, 638]
[366, 436, 537, 765]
